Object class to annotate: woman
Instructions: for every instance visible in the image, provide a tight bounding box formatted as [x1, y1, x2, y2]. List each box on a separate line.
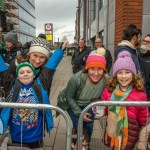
[57, 49, 109, 140]
[0, 38, 68, 99]
[9, 37, 64, 77]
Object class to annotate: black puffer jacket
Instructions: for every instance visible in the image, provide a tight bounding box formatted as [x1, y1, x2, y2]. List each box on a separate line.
[71, 46, 91, 74]
[105, 49, 112, 73]
[3, 46, 21, 65]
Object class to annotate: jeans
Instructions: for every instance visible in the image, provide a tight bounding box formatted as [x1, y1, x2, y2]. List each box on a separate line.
[67, 105, 94, 140]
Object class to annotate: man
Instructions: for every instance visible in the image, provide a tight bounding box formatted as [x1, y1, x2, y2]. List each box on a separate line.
[115, 24, 145, 79]
[95, 38, 112, 73]
[71, 39, 91, 74]
[140, 34, 150, 100]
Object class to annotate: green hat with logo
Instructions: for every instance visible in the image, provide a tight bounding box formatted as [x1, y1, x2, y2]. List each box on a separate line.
[16, 62, 36, 76]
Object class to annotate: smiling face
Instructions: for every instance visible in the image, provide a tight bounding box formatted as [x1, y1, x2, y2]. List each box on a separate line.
[117, 70, 133, 91]
[88, 67, 104, 83]
[29, 52, 47, 68]
[18, 66, 35, 85]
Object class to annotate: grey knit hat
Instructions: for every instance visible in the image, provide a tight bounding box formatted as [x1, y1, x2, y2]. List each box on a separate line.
[4, 30, 18, 45]
[29, 37, 51, 59]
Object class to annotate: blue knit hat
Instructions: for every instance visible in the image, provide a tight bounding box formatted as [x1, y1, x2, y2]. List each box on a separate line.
[113, 51, 136, 76]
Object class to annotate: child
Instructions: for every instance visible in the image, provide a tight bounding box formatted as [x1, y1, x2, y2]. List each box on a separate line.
[101, 51, 148, 150]
[71, 128, 89, 150]
[0, 40, 66, 149]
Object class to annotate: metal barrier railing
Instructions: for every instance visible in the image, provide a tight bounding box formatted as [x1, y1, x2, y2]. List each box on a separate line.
[77, 101, 150, 150]
[0, 102, 72, 150]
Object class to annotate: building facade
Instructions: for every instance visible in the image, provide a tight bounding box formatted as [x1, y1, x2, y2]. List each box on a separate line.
[0, 0, 36, 44]
[75, 0, 150, 56]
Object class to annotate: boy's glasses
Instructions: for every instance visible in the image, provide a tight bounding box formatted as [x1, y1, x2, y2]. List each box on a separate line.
[143, 39, 150, 44]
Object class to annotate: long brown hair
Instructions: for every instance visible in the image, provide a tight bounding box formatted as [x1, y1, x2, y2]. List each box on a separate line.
[107, 74, 144, 92]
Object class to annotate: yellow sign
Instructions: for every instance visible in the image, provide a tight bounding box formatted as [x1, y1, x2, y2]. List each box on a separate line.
[46, 34, 52, 40]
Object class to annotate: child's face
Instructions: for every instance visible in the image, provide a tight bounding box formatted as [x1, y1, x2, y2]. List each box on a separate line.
[18, 66, 35, 85]
[117, 70, 133, 91]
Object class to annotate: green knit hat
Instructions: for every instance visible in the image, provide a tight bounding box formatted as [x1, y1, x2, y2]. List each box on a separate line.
[16, 62, 36, 76]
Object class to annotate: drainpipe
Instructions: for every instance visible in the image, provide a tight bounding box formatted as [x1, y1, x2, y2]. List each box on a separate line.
[97, 0, 99, 38]
[106, 0, 109, 49]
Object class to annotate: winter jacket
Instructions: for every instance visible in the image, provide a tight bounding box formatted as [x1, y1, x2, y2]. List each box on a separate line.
[101, 88, 148, 150]
[3, 46, 21, 65]
[139, 48, 150, 100]
[115, 41, 145, 82]
[71, 46, 91, 73]
[0, 40, 6, 58]
[57, 71, 109, 116]
[0, 48, 64, 136]
[105, 49, 112, 73]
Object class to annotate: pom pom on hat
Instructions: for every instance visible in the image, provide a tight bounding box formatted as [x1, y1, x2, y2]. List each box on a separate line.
[85, 50, 106, 70]
[29, 37, 51, 59]
[113, 51, 136, 76]
[96, 47, 106, 56]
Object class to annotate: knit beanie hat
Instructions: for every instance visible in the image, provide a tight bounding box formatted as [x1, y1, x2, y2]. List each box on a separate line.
[4, 30, 18, 45]
[85, 48, 106, 70]
[29, 37, 51, 59]
[16, 62, 36, 76]
[113, 51, 136, 76]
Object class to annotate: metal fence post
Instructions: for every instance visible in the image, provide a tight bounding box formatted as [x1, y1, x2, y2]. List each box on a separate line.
[77, 101, 150, 150]
[0, 102, 72, 150]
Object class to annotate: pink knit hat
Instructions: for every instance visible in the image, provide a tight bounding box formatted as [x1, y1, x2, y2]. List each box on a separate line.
[85, 50, 106, 70]
[113, 51, 136, 76]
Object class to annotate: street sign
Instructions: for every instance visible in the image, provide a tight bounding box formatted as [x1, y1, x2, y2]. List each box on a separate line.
[45, 23, 53, 31]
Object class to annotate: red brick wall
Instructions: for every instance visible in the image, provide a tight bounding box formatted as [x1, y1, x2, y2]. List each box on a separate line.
[114, 0, 143, 50]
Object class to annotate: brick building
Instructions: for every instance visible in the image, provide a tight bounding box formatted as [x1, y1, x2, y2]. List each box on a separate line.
[75, 0, 150, 54]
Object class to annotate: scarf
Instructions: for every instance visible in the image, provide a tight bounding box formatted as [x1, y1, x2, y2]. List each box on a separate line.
[105, 85, 132, 150]
[140, 45, 150, 54]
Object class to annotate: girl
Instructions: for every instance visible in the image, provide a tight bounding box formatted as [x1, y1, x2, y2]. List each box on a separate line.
[57, 49, 109, 140]
[101, 51, 147, 150]
[0, 41, 67, 148]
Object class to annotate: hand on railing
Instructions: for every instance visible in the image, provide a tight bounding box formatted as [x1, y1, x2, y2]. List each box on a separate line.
[83, 113, 92, 122]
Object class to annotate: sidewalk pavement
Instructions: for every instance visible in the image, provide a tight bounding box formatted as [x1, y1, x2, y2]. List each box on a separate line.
[44, 56, 102, 150]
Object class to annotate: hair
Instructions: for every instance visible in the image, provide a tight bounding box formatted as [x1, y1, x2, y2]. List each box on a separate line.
[16, 52, 48, 69]
[107, 74, 144, 92]
[80, 38, 86, 43]
[38, 33, 46, 39]
[122, 24, 141, 41]
[145, 34, 150, 38]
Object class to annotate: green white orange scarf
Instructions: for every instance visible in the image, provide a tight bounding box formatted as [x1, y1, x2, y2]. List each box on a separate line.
[105, 85, 132, 150]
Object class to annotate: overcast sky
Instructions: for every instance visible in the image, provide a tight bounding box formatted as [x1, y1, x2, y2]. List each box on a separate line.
[35, 0, 78, 43]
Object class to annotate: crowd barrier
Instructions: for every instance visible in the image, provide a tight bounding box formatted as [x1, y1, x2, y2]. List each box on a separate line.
[77, 101, 150, 150]
[0, 102, 72, 150]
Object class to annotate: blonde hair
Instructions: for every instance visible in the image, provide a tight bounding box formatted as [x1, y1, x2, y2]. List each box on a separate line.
[107, 74, 144, 92]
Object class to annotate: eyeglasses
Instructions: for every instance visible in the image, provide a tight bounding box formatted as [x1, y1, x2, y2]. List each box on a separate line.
[95, 42, 102, 44]
[143, 39, 150, 44]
